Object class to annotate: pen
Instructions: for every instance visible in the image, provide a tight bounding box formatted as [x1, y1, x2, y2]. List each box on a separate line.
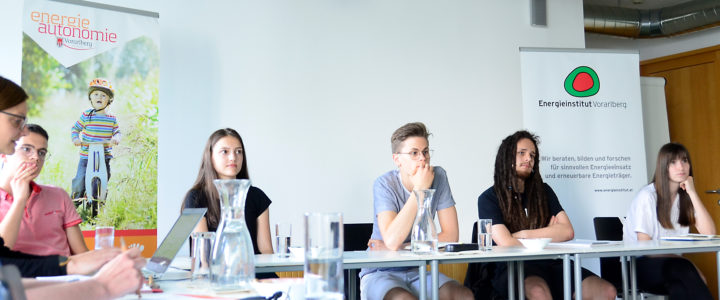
[58, 256, 70, 267]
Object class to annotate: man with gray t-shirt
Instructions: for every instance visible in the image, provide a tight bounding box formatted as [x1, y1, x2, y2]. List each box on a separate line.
[359, 122, 472, 300]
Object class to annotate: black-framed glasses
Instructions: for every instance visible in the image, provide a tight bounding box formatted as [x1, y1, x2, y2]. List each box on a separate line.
[0, 110, 27, 130]
[395, 149, 433, 160]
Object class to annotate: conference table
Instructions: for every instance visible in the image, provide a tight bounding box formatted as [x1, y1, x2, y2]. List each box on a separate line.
[256, 250, 429, 300]
[568, 239, 720, 300]
[255, 239, 720, 300]
[145, 240, 720, 300]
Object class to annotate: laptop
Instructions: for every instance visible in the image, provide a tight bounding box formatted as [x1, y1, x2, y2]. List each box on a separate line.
[143, 208, 207, 278]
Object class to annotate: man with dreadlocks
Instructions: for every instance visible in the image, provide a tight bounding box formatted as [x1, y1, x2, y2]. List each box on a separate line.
[477, 130, 616, 300]
[359, 122, 473, 300]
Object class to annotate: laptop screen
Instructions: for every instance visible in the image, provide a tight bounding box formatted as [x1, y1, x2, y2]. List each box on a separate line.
[145, 208, 206, 274]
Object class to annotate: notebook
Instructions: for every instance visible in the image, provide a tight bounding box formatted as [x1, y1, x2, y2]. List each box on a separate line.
[143, 208, 207, 278]
[660, 234, 720, 241]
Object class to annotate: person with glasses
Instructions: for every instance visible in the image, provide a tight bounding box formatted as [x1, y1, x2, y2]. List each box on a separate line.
[0, 124, 88, 257]
[0, 76, 145, 299]
[359, 122, 472, 300]
[0, 80, 27, 156]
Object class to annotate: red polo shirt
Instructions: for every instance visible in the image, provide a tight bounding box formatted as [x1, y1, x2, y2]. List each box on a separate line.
[0, 182, 82, 256]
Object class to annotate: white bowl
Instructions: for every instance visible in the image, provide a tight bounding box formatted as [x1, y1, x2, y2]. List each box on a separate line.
[518, 238, 552, 251]
[288, 246, 304, 258]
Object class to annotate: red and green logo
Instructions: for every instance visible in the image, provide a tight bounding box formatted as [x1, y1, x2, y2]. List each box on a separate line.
[564, 66, 599, 97]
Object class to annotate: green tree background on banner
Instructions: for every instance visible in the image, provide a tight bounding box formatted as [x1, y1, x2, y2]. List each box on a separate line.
[21, 34, 158, 230]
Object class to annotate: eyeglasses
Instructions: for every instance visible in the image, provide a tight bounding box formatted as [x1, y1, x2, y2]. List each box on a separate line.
[396, 149, 433, 160]
[15, 145, 48, 160]
[0, 110, 27, 130]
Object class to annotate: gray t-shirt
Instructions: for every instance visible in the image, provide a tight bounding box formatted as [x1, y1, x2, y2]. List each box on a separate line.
[360, 166, 455, 277]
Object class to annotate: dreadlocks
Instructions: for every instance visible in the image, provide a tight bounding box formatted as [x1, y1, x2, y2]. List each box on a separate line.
[493, 130, 549, 233]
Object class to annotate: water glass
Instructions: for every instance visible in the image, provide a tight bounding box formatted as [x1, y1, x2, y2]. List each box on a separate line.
[275, 223, 292, 257]
[478, 219, 493, 251]
[191, 232, 215, 283]
[304, 212, 344, 299]
[94, 226, 114, 250]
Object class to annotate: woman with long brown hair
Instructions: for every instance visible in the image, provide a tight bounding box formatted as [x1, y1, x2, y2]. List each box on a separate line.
[182, 128, 275, 264]
[623, 142, 714, 299]
[477, 130, 615, 300]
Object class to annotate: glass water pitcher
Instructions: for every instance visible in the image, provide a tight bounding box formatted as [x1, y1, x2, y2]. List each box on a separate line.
[411, 189, 438, 254]
[211, 179, 255, 290]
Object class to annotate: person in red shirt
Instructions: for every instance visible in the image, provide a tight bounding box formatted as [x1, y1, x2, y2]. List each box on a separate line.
[0, 75, 144, 299]
[0, 124, 87, 256]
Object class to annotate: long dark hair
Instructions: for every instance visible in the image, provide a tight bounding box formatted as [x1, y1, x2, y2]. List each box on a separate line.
[182, 128, 249, 229]
[493, 130, 548, 233]
[653, 142, 694, 229]
[0, 77, 27, 110]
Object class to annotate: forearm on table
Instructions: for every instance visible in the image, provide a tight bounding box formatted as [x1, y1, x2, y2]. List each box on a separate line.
[379, 207, 417, 250]
[492, 225, 523, 247]
[26, 279, 109, 300]
[516, 224, 574, 242]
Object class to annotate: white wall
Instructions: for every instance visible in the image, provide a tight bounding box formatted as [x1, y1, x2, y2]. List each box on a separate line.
[1, 1, 586, 246]
[0, 0, 25, 82]
[158, 1, 586, 245]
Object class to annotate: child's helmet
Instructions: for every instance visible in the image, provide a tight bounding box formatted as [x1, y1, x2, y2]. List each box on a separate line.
[87, 78, 114, 103]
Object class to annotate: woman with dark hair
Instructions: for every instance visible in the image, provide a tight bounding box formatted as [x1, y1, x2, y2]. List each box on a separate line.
[477, 130, 615, 300]
[0, 76, 29, 155]
[623, 142, 714, 299]
[182, 128, 275, 261]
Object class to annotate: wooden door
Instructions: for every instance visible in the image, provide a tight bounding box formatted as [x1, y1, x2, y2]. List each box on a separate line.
[641, 45, 720, 299]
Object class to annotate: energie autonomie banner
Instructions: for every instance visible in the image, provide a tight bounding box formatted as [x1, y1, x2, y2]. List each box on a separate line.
[22, 0, 159, 256]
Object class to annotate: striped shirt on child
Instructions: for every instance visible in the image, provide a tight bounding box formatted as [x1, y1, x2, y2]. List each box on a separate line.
[70, 109, 120, 158]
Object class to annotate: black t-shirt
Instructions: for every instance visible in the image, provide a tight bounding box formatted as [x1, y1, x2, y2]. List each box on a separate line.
[477, 183, 563, 231]
[0, 237, 67, 277]
[184, 186, 272, 255]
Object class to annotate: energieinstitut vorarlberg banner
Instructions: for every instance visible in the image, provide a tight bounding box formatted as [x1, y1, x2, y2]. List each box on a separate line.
[22, 0, 159, 256]
[520, 48, 647, 239]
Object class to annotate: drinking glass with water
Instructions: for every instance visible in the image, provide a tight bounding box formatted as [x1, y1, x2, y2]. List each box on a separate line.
[191, 232, 215, 283]
[94, 226, 114, 250]
[304, 212, 344, 300]
[478, 219, 493, 251]
[275, 223, 291, 257]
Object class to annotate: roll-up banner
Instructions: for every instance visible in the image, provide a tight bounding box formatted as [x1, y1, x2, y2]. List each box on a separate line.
[520, 48, 647, 239]
[22, 0, 159, 256]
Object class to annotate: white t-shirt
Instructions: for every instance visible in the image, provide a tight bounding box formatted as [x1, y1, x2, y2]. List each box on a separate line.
[623, 183, 689, 241]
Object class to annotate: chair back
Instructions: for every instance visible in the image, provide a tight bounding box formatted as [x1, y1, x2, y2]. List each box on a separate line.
[343, 223, 373, 299]
[593, 217, 624, 241]
[471, 221, 478, 243]
[593, 217, 624, 289]
[343, 223, 373, 251]
[0, 264, 26, 300]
